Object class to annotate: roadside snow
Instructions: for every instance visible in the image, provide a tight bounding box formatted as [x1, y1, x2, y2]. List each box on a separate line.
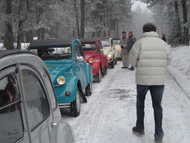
[169, 46, 190, 79]
[169, 46, 190, 98]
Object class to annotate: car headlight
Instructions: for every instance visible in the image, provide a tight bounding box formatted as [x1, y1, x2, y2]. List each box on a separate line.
[108, 54, 112, 58]
[57, 76, 66, 85]
[88, 58, 94, 64]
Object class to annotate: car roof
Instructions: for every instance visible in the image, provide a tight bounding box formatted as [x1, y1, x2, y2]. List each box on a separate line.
[81, 40, 96, 45]
[0, 49, 33, 59]
[29, 40, 72, 49]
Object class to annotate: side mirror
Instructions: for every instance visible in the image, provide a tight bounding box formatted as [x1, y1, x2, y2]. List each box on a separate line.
[77, 56, 84, 61]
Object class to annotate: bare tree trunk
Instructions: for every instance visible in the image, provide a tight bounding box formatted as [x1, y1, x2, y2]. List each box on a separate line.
[80, 0, 85, 39]
[4, 0, 14, 49]
[181, 0, 189, 44]
[74, 0, 80, 38]
[17, 0, 26, 49]
[174, 1, 182, 44]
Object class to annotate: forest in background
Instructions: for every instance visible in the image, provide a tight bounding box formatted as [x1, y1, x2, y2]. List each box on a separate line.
[144, 0, 190, 45]
[0, 0, 132, 49]
[0, 0, 190, 50]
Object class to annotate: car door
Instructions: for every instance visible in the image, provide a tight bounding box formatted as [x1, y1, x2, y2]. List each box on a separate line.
[0, 66, 29, 143]
[42, 68, 74, 143]
[19, 65, 51, 143]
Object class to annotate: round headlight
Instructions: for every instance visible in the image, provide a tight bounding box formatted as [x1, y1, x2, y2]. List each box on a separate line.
[57, 76, 66, 85]
[108, 54, 112, 58]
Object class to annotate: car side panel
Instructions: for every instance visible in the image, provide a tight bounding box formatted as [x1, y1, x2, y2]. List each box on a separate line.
[53, 119, 74, 143]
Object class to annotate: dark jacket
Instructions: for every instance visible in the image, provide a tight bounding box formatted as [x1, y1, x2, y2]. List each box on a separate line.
[126, 36, 136, 52]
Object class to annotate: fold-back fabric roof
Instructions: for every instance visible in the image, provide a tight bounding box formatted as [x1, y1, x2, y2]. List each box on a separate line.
[0, 50, 33, 59]
[29, 40, 71, 49]
[81, 40, 96, 45]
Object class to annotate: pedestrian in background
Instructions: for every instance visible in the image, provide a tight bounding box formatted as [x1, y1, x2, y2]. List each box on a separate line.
[162, 34, 167, 42]
[120, 31, 128, 68]
[126, 31, 136, 70]
[128, 23, 168, 142]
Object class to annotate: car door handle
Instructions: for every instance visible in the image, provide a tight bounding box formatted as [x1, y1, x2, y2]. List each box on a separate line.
[51, 122, 58, 127]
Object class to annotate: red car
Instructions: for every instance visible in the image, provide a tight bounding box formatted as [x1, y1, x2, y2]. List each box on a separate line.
[82, 40, 108, 82]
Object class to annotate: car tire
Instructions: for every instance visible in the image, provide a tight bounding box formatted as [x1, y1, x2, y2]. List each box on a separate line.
[70, 90, 81, 117]
[114, 59, 117, 65]
[103, 67, 107, 76]
[96, 69, 102, 82]
[85, 83, 92, 96]
[110, 63, 114, 68]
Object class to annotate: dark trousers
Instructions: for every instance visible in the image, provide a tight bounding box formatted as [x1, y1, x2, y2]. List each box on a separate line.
[136, 85, 164, 135]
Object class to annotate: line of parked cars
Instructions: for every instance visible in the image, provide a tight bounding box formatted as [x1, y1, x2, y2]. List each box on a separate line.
[0, 38, 121, 143]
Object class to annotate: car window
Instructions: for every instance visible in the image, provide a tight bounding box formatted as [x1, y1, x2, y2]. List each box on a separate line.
[37, 47, 72, 60]
[21, 69, 50, 130]
[102, 41, 110, 47]
[0, 73, 24, 143]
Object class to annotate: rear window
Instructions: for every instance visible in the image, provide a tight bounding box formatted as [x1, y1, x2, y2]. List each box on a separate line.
[102, 41, 110, 47]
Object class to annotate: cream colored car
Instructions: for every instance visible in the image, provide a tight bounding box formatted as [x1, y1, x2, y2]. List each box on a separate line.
[112, 39, 122, 60]
[102, 40, 117, 68]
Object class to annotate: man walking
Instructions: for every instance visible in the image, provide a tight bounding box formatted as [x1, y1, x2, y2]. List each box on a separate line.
[120, 31, 128, 68]
[128, 23, 168, 142]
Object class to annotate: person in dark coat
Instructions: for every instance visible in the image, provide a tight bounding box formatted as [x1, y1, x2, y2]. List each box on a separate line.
[126, 31, 136, 70]
[162, 34, 167, 42]
[120, 31, 128, 68]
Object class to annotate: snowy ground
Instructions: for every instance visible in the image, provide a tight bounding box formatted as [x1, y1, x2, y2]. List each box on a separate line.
[169, 46, 190, 79]
[64, 62, 190, 143]
[169, 46, 190, 97]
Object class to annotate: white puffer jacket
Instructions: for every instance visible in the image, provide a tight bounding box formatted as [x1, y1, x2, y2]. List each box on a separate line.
[129, 32, 169, 85]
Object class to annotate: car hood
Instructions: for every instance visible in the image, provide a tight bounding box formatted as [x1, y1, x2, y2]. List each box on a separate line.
[84, 50, 99, 59]
[44, 59, 73, 81]
[103, 47, 112, 55]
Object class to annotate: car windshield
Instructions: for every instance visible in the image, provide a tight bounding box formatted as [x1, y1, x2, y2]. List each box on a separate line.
[113, 40, 120, 44]
[102, 41, 110, 47]
[82, 44, 97, 51]
[37, 47, 72, 60]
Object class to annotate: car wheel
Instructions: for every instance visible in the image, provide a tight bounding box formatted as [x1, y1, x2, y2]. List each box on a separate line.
[103, 67, 107, 76]
[70, 90, 81, 117]
[110, 63, 114, 68]
[96, 69, 102, 82]
[85, 83, 92, 96]
[115, 59, 117, 65]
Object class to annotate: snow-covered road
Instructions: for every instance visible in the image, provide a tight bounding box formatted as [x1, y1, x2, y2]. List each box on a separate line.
[65, 62, 190, 143]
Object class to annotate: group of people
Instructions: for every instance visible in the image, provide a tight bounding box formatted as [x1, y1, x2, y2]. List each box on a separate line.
[120, 23, 168, 143]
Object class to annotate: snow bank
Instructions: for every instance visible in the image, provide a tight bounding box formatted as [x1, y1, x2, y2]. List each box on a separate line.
[169, 46, 190, 98]
[169, 46, 190, 79]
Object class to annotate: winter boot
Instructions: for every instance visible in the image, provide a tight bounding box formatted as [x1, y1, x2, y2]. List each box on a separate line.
[132, 126, 145, 136]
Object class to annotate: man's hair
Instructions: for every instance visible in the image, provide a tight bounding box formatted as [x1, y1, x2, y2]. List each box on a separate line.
[122, 31, 126, 34]
[143, 23, 157, 32]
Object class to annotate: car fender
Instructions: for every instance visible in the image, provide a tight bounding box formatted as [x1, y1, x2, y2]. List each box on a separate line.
[91, 61, 101, 75]
[85, 63, 93, 84]
[54, 119, 75, 143]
